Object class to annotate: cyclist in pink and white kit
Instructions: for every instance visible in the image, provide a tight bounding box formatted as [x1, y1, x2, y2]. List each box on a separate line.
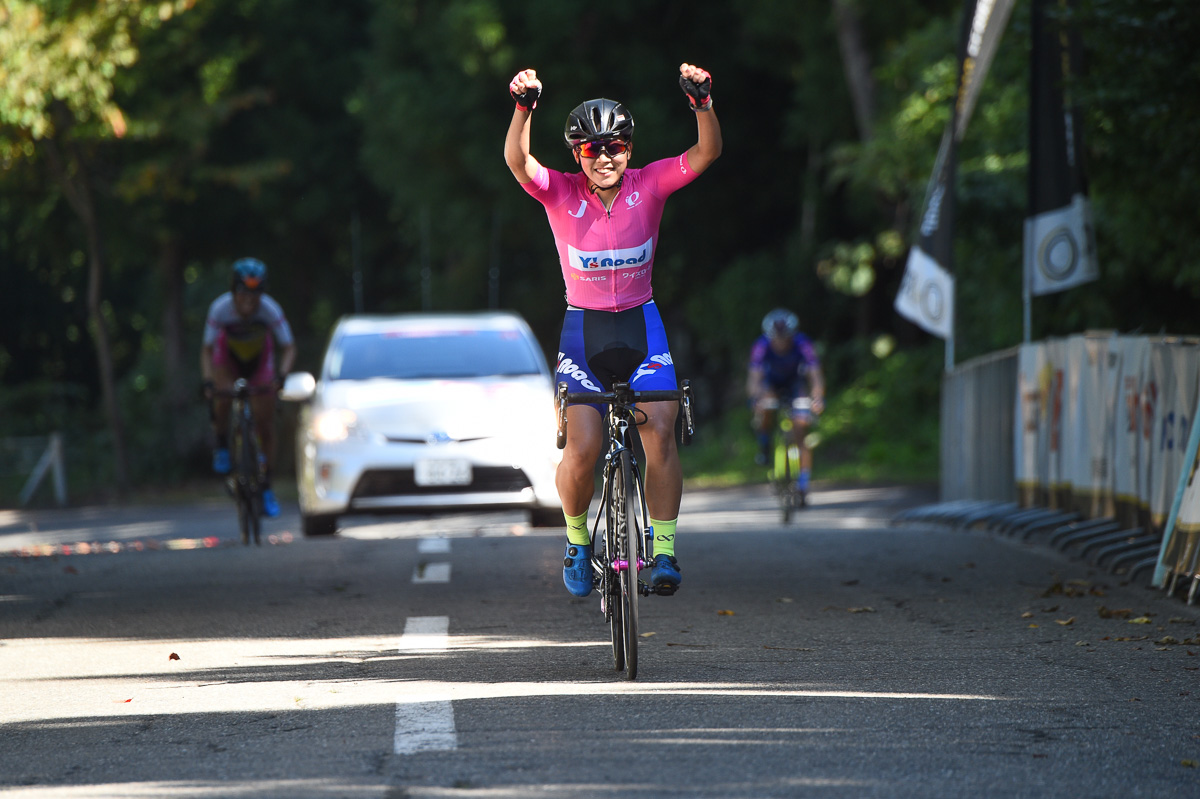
[201, 258, 295, 518]
[505, 64, 721, 597]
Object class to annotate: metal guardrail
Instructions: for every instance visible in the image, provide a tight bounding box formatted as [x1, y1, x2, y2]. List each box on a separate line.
[941, 347, 1018, 504]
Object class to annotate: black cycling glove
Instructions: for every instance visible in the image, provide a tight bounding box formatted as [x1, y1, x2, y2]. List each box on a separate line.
[510, 82, 540, 110]
[679, 71, 712, 111]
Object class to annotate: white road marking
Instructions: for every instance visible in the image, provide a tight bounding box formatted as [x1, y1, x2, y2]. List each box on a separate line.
[396, 616, 457, 754]
[418, 537, 451, 553]
[412, 562, 451, 583]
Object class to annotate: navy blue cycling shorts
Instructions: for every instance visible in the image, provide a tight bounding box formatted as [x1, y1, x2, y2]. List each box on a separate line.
[556, 301, 677, 412]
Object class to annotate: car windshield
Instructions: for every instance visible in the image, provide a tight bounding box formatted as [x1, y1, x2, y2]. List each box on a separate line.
[329, 328, 543, 380]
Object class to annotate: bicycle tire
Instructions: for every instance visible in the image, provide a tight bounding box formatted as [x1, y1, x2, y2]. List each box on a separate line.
[244, 422, 264, 546]
[618, 449, 640, 680]
[235, 409, 264, 545]
[604, 465, 625, 672]
[230, 424, 251, 545]
[778, 430, 793, 524]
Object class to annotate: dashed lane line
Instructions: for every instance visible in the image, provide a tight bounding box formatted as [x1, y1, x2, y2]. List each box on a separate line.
[395, 616, 457, 754]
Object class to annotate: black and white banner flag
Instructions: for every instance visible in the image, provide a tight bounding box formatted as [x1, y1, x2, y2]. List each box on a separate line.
[896, 0, 1015, 339]
[1026, 0, 1097, 296]
[896, 244, 954, 339]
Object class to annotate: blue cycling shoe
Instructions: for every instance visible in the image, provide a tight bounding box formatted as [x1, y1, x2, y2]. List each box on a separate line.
[650, 554, 682, 592]
[261, 488, 281, 518]
[796, 469, 811, 494]
[563, 542, 594, 597]
[212, 447, 231, 475]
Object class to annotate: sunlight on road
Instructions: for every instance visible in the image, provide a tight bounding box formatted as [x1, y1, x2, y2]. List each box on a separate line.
[1, 633, 1004, 727]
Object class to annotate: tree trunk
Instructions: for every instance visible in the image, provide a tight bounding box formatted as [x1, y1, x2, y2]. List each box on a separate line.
[43, 125, 130, 496]
[832, 0, 877, 143]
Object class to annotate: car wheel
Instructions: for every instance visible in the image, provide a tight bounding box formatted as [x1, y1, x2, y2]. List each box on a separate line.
[529, 507, 564, 528]
[302, 513, 338, 537]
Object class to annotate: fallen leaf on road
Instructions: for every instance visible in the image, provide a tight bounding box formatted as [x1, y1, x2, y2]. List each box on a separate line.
[1156, 636, 1180, 646]
[1028, 623, 1040, 628]
[63, 566, 78, 575]
[1022, 612, 1035, 619]
[1098, 606, 1133, 619]
[777, 597, 794, 603]
[847, 607, 876, 614]
[640, 632, 656, 638]
[717, 610, 735, 616]
[169, 653, 180, 661]
[1182, 760, 1198, 768]
[1128, 616, 1153, 625]
[1056, 617, 1076, 626]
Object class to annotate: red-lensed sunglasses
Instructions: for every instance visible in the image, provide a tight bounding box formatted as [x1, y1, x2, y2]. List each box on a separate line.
[576, 139, 629, 159]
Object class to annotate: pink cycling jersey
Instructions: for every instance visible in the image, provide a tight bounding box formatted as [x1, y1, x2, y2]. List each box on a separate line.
[522, 152, 700, 312]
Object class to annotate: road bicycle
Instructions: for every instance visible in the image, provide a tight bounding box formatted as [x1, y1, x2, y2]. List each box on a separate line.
[556, 380, 695, 680]
[760, 396, 814, 523]
[214, 379, 274, 545]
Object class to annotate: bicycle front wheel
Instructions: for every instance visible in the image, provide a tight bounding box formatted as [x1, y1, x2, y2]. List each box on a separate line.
[776, 432, 794, 524]
[603, 466, 625, 672]
[618, 449, 640, 680]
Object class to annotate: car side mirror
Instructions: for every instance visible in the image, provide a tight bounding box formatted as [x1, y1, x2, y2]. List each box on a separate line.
[280, 372, 317, 402]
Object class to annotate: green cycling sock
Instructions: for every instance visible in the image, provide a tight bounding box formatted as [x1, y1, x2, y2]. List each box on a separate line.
[564, 510, 591, 546]
[650, 517, 677, 558]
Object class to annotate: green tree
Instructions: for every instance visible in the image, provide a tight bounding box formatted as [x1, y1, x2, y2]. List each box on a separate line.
[0, 0, 200, 493]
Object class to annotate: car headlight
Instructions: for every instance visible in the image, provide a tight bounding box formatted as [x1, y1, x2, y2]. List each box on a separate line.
[312, 409, 359, 442]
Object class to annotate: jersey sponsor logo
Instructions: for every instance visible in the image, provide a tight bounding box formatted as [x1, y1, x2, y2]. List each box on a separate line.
[678, 154, 688, 174]
[556, 355, 602, 392]
[635, 352, 673, 381]
[568, 198, 587, 218]
[568, 238, 653, 272]
[625, 191, 642, 209]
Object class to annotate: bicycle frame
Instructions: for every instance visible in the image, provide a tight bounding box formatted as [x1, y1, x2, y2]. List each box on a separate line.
[556, 380, 694, 680]
[760, 395, 812, 521]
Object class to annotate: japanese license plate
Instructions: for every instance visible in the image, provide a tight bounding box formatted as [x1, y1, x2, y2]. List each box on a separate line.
[414, 459, 472, 486]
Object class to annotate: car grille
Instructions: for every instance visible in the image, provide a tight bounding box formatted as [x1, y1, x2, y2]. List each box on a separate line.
[351, 466, 533, 498]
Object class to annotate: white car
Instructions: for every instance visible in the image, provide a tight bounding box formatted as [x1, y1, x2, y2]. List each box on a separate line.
[281, 312, 564, 536]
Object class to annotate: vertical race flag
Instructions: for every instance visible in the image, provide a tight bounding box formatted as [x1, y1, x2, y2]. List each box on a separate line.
[1025, 0, 1097, 297]
[896, 0, 1016, 341]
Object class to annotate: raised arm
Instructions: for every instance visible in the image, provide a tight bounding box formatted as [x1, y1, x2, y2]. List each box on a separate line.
[504, 69, 544, 184]
[679, 63, 722, 174]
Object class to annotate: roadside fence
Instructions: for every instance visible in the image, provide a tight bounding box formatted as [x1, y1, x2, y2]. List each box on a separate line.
[899, 331, 1200, 603]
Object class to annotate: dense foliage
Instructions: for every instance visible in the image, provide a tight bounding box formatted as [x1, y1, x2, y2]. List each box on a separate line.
[1, 0, 1196, 499]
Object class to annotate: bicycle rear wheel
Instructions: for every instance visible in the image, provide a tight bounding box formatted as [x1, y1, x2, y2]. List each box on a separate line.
[603, 467, 625, 672]
[618, 449, 640, 680]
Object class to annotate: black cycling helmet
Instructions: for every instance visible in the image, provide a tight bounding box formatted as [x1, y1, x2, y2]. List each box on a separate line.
[231, 257, 267, 292]
[763, 308, 799, 338]
[564, 98, 634, 148]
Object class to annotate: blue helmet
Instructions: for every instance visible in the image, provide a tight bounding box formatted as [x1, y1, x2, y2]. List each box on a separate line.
[762, 308, 798, 338]
[231, 257, 267, 292]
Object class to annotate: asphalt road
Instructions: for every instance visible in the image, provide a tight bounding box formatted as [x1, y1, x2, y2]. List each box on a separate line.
[1, 483, 1198, 798]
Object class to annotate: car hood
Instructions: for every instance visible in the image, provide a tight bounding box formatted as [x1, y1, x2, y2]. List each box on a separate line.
[314, 376, 555, 442]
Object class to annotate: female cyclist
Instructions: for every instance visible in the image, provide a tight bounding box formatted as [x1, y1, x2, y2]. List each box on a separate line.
[504, 64, 721, 597]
